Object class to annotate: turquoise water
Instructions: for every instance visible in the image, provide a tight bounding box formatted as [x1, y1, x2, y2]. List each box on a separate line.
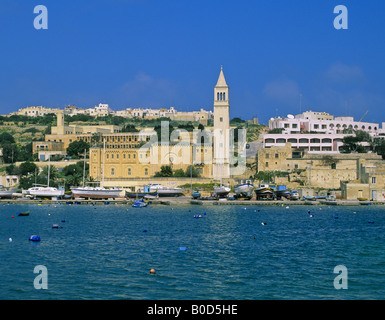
[1, 203, 385, 300]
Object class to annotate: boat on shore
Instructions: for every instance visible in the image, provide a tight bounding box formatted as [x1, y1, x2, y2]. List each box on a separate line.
[255, 184, 274, 200]
[71, 186, 122, 199]
[27, 186, 65, 198]
[191, 189, 201, 199]
[275, 185, 290, 200]
[146, 183, 184, 197]
[290, 190, 299, 200]
[0, 186, 17, 199]
[125, 188, 158, 199]
[234, 181, 254, 200]
[214, 185, 231, 198]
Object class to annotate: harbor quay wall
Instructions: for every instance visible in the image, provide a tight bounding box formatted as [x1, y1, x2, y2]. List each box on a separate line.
[0, 198, 382, 206]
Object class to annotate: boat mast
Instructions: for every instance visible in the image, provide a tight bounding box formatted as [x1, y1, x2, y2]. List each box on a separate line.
[47, 155, 50, 187]
[102, 139, 106, 188]
[82, 148, 86, 187]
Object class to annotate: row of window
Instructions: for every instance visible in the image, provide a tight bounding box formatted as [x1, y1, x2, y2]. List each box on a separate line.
[110, 167, 148, 176]
[282, 122, 378, 131]
[217, 92, 226, 101]
[265, 138, 338, 144]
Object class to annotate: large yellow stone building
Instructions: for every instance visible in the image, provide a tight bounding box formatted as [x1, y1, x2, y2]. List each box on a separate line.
[32, 67, 241, 189]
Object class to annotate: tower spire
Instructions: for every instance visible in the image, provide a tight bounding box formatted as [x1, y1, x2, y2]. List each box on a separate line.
[216, 66, 228, 87]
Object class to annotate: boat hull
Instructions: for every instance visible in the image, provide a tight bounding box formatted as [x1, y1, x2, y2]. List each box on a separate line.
[275, 190, 291, 199]
[234, 184, 254, 199]
[214, 187, 231, 198]
[71, 188, 122, 199]
[255, 187, 274, 200]
[28, 188, 65, 198]
[156, 189, 184, 197]
[126, 191, 158, 198]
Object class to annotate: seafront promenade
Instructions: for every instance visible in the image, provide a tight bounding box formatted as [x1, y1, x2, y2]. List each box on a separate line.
[0, 197, 381, 206]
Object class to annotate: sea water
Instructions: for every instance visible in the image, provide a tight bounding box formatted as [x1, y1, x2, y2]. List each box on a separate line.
[1, 203, 385, 300]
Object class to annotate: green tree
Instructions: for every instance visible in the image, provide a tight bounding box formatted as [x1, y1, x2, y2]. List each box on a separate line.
[19, 161, 38, 177]
[66, 140, 89, 159]
[374, 139, 385, 159]
[0, 132, 15, 144]
[173, 169, 185, 177]
[185, 165, 201, 178]
[154, 165, 173, 177]
[121, 124, 139, 133]
[341, 130, 372, 153]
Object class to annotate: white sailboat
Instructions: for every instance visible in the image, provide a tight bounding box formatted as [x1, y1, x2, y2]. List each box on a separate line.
[26, 158, 65, 198]
[214, 162, 230, 198]
[70, 141, 122, 199]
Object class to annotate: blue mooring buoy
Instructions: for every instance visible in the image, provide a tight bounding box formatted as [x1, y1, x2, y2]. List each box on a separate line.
[29, 235, 40, 242]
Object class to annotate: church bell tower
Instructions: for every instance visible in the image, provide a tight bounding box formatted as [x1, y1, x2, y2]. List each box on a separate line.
[213, 66, 230, 179]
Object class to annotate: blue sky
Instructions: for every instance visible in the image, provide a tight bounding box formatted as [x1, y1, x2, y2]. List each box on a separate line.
[1, 0, 385, 124]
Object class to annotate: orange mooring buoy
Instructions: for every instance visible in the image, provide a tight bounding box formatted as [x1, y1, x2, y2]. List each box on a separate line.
[150, 268, 156, 274]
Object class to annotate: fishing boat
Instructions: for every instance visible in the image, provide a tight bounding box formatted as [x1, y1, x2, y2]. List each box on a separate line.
[191, 189, 201, 199]
[146, 183, 184, 197]
[275, 185, 291, 200]
[254, 184, 274, 200]
[125, 185, 158, 198]
[234, 180, 254, 200]
[125, 190, 158, 198]
[18, 211, 30, 216]
[290, 190, 299, 200]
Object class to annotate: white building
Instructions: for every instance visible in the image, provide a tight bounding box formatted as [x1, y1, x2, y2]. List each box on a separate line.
[265, 110, 384, 154]
[263, 133, 346, 153]
[87, 103, 114, 117]
[269, 111, 381, 135]
[11, 106, 61, 117]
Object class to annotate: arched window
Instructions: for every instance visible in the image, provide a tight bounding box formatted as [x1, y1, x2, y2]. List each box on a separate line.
[223, 92, 226, 100]
[127, 168, 131, 176]
[111, 168, 115, 176]
[144, 168, 148, 176]
[220, 92, 223, 100]
[217, 92, 220, 101]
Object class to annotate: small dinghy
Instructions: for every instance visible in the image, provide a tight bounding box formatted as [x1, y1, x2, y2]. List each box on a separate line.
[132, 200, 148, 208]
[18, 211, 30, 216]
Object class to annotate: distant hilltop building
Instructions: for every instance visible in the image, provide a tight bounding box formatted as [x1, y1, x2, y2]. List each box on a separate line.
[8, 103, 213, 124]
[10, 106, 61, 117]
[265, 110, 385, 153]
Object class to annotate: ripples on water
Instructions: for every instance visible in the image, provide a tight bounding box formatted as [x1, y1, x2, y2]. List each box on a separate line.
[1, 203, 385, 299]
